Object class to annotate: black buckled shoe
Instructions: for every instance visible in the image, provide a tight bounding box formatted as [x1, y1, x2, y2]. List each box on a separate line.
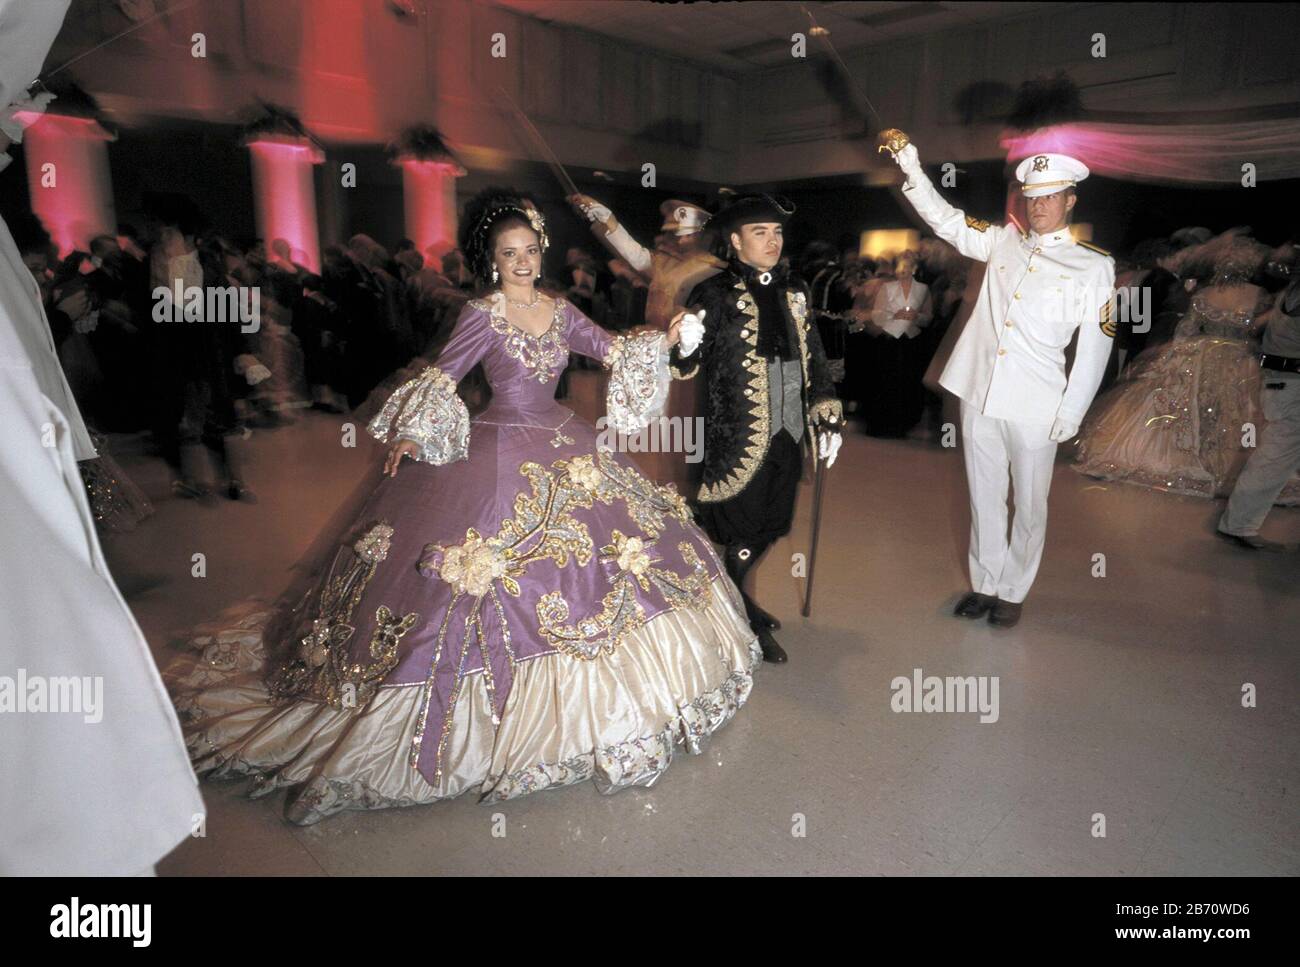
[988, 599, 1023, 628]
[953, 592, 997, 619]
[751, 604, 781, 631]
[756, 626, 788, 664]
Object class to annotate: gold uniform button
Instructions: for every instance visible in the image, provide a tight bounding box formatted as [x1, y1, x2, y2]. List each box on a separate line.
[1014, 292, 1022, 299]
[739, 329, 750, 339]
[1004, 321, 1014, 328]
[997, 348, 1007, 356]
[1028, 266, 1037, 272]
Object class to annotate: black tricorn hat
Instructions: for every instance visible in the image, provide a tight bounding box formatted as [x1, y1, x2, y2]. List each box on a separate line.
[711, 193, 796, 236]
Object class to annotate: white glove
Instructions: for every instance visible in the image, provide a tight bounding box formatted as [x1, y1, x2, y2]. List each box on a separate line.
[891, 143, 920, 173]
[818, 431, 842, 468]
[1049, 417, 1079, 443]
[677, 310, 706, 357]
[235, 353, 273, 386]
[580, 200, 612, 225]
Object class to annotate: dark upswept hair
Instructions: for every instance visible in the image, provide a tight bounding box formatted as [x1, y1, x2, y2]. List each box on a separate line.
[459, 186, 549, 286]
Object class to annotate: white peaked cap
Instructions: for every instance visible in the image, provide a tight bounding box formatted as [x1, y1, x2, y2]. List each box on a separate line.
[1015, 153, 1090, 197]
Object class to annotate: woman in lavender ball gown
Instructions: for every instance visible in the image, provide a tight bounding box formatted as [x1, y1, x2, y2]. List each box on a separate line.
[166, 191, 761, 824]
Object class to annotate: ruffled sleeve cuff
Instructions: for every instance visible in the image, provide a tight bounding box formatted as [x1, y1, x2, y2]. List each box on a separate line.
[603, 331, 671, 434]
[366, 365, 470, 464]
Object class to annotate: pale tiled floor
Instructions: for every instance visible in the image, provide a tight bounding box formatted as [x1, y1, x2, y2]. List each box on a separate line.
[104, 379, 1299, 876]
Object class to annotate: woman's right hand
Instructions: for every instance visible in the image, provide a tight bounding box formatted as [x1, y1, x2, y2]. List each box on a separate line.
[385, 439, 420, 477]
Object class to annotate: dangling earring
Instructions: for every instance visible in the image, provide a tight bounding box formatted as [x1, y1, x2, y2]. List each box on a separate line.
[492, 266, 499, 284]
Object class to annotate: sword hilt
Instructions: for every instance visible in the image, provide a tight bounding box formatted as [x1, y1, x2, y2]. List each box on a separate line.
[878, 128, 911, 156]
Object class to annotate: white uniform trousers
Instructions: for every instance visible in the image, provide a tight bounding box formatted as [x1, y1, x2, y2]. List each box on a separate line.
[960, 401, 1058, 603]
[1219, 373, 1300, 536]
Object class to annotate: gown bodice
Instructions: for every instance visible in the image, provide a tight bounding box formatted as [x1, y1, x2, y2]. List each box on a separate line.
[367, 291, 671, 464]
[459, 294, 618, 427]
[1177, 290, 1265, 342]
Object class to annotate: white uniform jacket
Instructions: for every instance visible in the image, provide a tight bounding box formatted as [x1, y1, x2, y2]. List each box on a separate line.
[900, 165, 1115, 426]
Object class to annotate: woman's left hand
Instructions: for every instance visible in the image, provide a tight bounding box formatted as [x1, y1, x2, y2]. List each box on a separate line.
[384, 439, 420, 477]
[666, 309, 687, 346]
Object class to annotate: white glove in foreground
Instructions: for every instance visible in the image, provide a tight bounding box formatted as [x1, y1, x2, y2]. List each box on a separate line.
[1049, 417, 1079, 443]
[677, 310, 706, 357]
[818, 432, 842, 468]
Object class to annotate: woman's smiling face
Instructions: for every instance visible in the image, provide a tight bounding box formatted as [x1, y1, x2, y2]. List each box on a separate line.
[492, 224, 541, 284]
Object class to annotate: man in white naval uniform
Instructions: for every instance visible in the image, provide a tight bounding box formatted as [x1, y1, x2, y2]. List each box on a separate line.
[882, 131, 1115, 627]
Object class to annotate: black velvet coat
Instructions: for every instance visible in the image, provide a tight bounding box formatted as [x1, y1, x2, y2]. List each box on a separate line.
[669, 261, 842, 503]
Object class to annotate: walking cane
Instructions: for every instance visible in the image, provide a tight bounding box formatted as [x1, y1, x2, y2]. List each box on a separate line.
[801, 447, 829, 617]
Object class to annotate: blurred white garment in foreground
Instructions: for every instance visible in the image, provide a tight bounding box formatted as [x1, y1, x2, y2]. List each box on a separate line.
[0, 0, 204, 876]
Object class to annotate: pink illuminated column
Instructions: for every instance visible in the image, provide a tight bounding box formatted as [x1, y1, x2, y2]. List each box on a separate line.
[397, 158, 464, 261]
[246, 135, 324, 272]
[19, 113, 116, 256]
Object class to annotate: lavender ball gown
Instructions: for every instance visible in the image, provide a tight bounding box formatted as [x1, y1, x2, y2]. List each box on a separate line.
[167, 294, 761, 824]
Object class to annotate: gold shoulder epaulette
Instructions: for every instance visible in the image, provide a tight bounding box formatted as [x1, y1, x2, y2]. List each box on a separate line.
[1078, 239, 1110, 257]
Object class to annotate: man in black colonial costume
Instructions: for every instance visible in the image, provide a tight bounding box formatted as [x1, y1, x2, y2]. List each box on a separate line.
[669, 194, 843, 663]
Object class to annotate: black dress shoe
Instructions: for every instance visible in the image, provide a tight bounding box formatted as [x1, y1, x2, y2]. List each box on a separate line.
[226, 480, 258, 503]
[756, 627, 788, 664]
[988, 599, 1023, 628]
[751, 604, 781, 631]
[953, 592, 997, 619]
[1215, 529, 1286, 552]
[171, 478, 208, 500]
